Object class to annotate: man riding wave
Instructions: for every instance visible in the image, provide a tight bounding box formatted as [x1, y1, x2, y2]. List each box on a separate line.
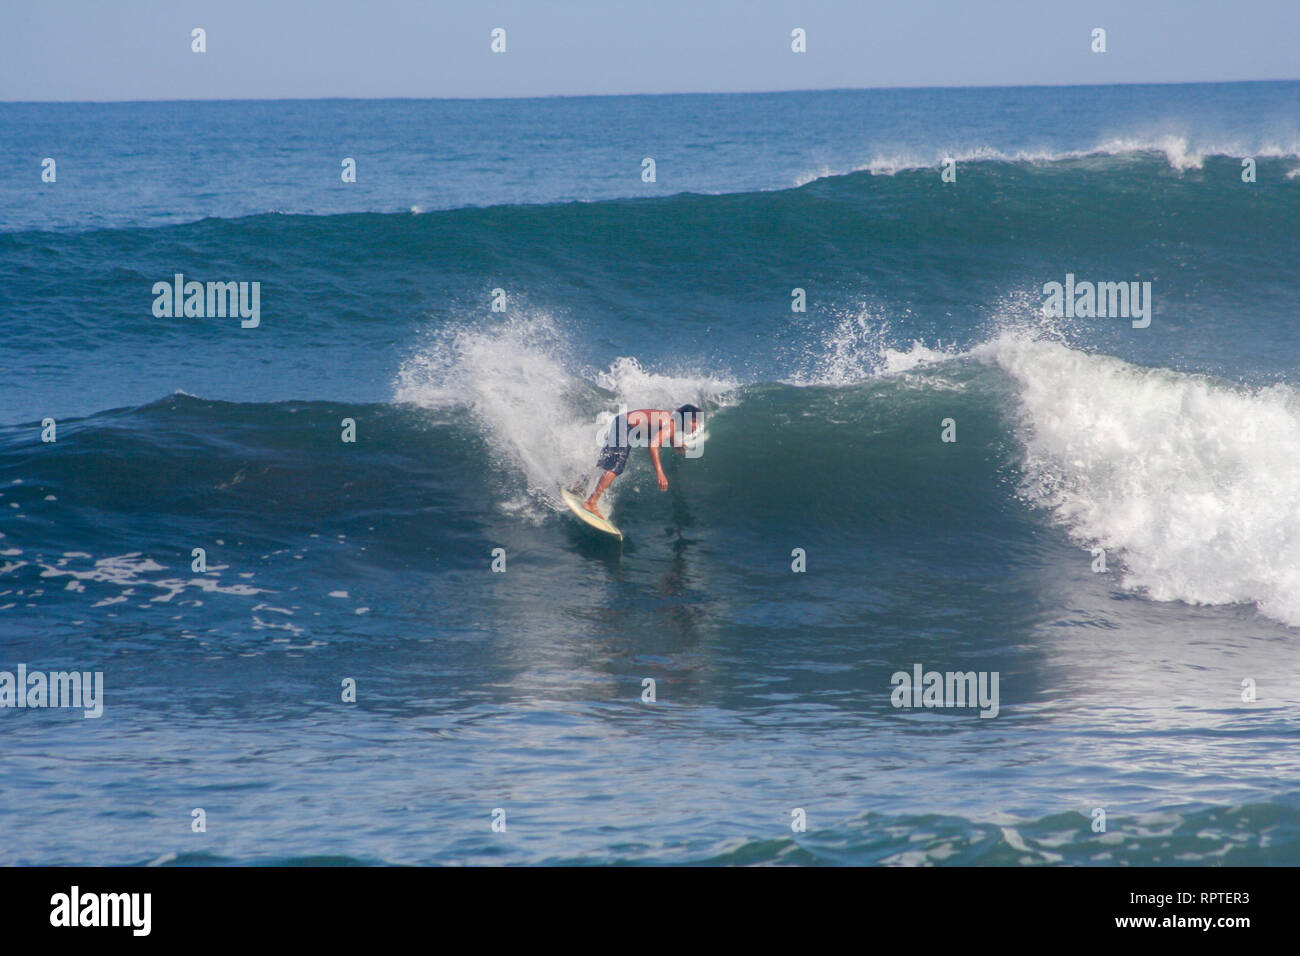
[580, 404, 702, 519]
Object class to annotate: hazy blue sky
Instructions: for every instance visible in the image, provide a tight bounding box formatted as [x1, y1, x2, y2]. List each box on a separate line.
[2, 0, 1296, 101]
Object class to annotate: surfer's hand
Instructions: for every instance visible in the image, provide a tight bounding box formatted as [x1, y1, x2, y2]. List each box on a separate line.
[657, 472, 669, 491]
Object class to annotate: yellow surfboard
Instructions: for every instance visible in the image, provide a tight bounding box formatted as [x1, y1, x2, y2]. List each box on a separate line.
[561, 490, 623, 540]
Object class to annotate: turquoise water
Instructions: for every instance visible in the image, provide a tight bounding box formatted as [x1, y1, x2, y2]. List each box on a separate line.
[1, 83, 1299, 864]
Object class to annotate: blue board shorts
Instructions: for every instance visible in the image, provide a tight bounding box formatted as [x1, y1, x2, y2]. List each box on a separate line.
[596, 415, 632, 476]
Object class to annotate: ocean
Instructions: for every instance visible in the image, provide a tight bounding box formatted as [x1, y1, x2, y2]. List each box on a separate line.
[1, 81, 1298, 865]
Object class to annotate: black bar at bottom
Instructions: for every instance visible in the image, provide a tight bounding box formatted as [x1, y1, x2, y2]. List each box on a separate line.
[0, 865, 1276, 942]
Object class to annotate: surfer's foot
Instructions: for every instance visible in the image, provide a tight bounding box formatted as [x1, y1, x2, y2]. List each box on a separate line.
[582, 499, 606, 520]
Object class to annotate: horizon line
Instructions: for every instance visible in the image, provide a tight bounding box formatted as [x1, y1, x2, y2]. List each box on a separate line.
[4, 76, 1298, 107]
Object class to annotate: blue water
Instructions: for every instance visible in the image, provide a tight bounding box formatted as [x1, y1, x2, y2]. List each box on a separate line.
[1, 83, 1299, 865]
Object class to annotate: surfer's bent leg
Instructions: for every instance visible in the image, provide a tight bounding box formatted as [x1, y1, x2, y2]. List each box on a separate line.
[584, 470, 618, 516]
[585, 440, 630, 515]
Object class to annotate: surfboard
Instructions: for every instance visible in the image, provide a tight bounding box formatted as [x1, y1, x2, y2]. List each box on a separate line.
[561, 490, 623, 540]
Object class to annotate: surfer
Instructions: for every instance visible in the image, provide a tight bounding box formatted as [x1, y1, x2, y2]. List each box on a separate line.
[581, 405, 702, 519]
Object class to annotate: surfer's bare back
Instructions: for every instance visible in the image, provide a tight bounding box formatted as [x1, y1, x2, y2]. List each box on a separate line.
[583, 404, 702, 518]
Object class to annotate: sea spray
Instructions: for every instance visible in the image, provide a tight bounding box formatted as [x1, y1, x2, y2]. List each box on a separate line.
[394, 312, 735, 520]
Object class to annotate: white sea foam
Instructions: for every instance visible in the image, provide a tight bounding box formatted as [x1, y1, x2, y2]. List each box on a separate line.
[983, 334, 1300, 626]
[794, 134, 1300, 183]
[795, 308, 1300, 626]
[33, 552, 267, 605]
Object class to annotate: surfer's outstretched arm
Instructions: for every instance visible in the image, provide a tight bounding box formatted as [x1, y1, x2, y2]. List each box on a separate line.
[648, 444, 668, 490]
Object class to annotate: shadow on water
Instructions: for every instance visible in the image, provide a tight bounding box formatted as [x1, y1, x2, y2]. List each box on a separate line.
[643, 489, 713, 644]
[658, 487, 699, 596]
[563, 519, 623, 572]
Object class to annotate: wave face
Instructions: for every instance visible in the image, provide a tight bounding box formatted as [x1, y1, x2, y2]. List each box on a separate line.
[3, 85, 1300, 866]
[13, 320, 1295, 625]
